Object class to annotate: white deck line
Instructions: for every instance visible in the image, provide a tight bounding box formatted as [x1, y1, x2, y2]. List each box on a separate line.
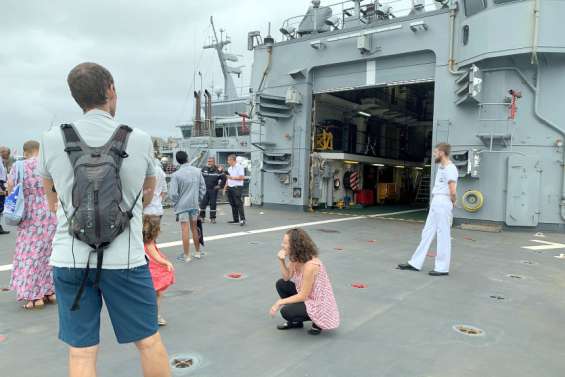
[0, 208, 426, 272]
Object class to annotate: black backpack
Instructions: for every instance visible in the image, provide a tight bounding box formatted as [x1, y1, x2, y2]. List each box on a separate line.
[61, 124, 141, 310]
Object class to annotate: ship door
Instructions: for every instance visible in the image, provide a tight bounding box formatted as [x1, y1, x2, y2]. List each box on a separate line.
[505, 155, 542, 227]
[310, 82, 435, 209]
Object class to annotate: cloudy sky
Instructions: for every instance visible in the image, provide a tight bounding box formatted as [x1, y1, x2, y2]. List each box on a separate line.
[0, 0, 316, 153]
[1, 0, 424, 154]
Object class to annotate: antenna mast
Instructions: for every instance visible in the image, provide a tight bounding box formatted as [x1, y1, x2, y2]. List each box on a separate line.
[203, 16, 239, 100]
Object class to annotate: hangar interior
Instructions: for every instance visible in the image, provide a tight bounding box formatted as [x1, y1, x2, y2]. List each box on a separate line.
[311, 82, 435, 209]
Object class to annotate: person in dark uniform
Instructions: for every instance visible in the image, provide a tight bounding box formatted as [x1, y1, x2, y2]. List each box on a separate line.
[199, 157, 226, 224]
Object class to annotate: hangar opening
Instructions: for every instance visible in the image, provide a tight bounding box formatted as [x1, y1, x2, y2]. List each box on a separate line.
[310, 82, 434, 210]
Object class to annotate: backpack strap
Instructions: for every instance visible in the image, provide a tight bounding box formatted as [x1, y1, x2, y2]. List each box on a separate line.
[105, 125, 133, 169]
[60, 124, 87, 167]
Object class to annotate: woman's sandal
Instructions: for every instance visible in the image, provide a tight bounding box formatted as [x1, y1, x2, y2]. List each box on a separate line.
[22, 299, 45, 310]
[43, 294, 57, 305]
[277, 321, 304, 330]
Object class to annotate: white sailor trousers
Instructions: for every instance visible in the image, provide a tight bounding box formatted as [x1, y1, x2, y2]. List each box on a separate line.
[409, 195, 453, 273]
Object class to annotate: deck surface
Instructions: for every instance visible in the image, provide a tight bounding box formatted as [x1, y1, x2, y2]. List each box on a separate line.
[1, 205, 564, 377]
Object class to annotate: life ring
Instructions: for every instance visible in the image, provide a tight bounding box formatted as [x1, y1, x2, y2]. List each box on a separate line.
[462, 190, 484, 213]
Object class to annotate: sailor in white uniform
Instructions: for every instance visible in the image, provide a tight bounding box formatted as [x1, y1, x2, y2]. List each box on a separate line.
[398, 143, 458, 276]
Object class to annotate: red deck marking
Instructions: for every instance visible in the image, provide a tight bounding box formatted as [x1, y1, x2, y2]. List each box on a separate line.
[368, 240, 377, 243]
[227, 273, 242, 279]
[351, 283, 367, 289]
[335, 247, 344, 251]
[0, 335, 6, 343]
[463, 236, 476, 241]
[427, 251, 437, 257]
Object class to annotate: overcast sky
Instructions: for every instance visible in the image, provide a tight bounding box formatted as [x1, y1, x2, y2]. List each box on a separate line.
[0, 0, 317, 153]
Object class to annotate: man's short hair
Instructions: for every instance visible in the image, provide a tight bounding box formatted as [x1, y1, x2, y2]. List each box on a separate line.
[227, 154, 236, 161]
[67, 62, 114, 111]
[23, 140, 40, 153]
[176, 151, 188, 165]
[435, 143, 451, 157]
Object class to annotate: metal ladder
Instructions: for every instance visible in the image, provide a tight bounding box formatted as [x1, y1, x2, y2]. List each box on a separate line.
[414, 172, 431, 203]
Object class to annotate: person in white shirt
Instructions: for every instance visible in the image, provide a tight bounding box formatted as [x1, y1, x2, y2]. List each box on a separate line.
[398, 143, 458, 276]
[224, 154, 246, 226]
[144, 157, 168, 220]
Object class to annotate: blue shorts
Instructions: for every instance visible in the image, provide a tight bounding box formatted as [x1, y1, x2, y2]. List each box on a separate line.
[53, 264, 158, 348]
[177, 209, 199, 222]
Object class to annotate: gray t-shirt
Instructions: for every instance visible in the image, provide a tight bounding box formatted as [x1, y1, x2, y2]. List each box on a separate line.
[39, 109, 155, 269]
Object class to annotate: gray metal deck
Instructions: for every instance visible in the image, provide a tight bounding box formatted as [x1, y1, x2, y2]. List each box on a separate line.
[1, 205, 564, 376]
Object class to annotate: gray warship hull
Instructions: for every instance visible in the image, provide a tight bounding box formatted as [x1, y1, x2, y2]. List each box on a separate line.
[247, 0, 565, 229]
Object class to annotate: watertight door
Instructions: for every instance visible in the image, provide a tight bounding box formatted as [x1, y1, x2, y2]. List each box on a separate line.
[505, 155, 542, 227]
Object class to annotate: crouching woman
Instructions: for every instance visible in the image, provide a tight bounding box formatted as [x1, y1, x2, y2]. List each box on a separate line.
[270, 228, 340, 335]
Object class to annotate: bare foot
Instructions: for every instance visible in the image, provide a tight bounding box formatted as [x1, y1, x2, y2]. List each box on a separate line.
[22, 299, 45, 310]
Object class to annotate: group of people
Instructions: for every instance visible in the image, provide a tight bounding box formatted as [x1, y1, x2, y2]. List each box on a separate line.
[0, 61, 459, 377]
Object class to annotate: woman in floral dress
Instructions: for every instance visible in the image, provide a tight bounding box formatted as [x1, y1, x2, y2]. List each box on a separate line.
[7, 140, 57, 309]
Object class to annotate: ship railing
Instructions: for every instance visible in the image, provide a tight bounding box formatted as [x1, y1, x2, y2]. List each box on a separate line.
[279, 0, 437, 40]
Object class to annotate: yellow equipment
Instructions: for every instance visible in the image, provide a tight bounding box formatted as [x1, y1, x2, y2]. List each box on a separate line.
[462, 190, 484, 212]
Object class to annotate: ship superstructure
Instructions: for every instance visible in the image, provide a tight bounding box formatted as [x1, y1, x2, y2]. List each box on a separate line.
[246, 0, 565, 228]
[167, 17, 251, 169]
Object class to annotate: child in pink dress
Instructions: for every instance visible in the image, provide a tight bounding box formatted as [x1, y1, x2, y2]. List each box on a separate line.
[143, 215, 175, 326]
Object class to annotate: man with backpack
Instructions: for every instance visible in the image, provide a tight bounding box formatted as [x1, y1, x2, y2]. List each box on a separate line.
[39, 62, 171, 377]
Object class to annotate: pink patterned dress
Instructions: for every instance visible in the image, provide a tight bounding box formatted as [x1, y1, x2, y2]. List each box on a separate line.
[9, 157, 57, 301]
[292, 259, 340, 330]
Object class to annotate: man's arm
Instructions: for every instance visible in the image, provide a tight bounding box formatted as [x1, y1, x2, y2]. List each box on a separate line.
[198, 173, 206, 202]
[218, 172, 227, 189]
[142, 176, 156, 208]
[169, 175, 179, 206]
[43, 178, 58, 213]
[448, 181, 457, 205]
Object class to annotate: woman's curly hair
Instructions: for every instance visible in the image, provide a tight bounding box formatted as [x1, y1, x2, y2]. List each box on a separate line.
[143, 215, 161, 243]
[286, 228, 318, 264]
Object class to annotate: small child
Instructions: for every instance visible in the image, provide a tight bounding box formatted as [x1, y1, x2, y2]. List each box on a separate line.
[143, 215, 175, 326]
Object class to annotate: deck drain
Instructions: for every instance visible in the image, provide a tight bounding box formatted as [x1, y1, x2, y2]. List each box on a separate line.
[489, 295, 505, 301]
[317, 229, 340, 233]
[506, 274, 525, 280]
[169, 353, 201, 375]
[0, 288, 9, 292]
[453, 325, 485, 337]
[173, 358, 193, 368]
[225, 272, 247, 279]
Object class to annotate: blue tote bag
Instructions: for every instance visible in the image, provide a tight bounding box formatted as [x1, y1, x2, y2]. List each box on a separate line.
[4, 161, 25, 226]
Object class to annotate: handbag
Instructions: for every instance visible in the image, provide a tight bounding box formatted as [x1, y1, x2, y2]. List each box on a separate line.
[4, 161, 25, 226]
